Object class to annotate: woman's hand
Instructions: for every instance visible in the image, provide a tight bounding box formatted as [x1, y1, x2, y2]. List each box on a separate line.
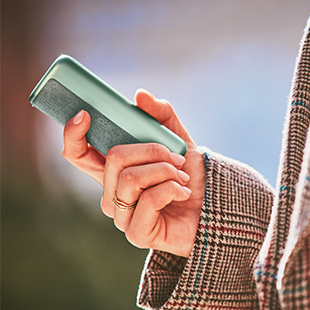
[62, 89, 205, 257]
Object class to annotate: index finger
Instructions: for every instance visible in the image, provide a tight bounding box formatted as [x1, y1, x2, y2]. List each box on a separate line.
[135, 89, 196, 148]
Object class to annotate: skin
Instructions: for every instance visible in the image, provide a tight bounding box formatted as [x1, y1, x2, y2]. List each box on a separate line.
[62, 89, 205, 258]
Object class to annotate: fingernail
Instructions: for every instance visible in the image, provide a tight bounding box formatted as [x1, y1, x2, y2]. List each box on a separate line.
[178, 170, 190, 183]
[170, 153, 186, 167]
[73, 110, 84, 125]
[182, 187, 192, 195]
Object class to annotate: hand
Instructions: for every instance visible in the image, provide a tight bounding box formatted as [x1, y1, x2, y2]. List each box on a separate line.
[62, 89, 205, 257]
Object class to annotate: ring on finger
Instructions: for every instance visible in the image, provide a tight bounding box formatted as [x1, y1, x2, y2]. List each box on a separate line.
[113, 192, 138, 211]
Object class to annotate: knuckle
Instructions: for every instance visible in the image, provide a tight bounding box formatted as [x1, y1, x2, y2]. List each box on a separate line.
[140, 189, 157, 207]
[162, 98, 172, 108]
[118, 168, 137, 189]
[106, 145, 124, 165]
[166, 101, 175, 116]
[160, 162, 175, 176]
[148, 143, 168, 161]
[166, 180, 178, 193]
[161, 99, 174, 114]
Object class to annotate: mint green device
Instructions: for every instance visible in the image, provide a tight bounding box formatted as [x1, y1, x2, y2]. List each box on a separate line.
[29, 55, 187, 156]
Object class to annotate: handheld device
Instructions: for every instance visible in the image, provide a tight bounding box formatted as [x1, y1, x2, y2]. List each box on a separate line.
[29, 55, 187, 156]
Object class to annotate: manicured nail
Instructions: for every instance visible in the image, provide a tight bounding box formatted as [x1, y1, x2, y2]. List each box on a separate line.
[170, 153, 186, 167]
[73, 110, 84, 125]
[178, 170, 190, 183]
[182, 187, 192, 195]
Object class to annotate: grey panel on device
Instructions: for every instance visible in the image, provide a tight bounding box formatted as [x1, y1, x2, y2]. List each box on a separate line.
[32, 79, 139, 156]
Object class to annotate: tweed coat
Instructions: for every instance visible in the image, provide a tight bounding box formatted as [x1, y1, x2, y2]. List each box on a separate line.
[137, 16, 310, 310]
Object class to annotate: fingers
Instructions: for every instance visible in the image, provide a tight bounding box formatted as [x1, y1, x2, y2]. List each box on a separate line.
[101, 143, 186, 218]
[125, 181, 192, 249]
[117, 163, 190, 203]
[112, 162, 190, 232]
[134, 89, 196, 148]
[62, 110, 106, 185]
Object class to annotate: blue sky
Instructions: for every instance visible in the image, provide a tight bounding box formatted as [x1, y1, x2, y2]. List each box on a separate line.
[35, 1, 310, 204]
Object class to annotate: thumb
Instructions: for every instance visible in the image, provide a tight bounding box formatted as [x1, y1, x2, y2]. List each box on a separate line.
[134, 89, 195, 148]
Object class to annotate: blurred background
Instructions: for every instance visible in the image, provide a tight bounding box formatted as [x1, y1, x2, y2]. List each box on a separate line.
[2, 1, 310, 309]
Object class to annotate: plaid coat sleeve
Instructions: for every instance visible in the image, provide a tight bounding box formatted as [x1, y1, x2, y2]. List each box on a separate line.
[137, 148, 274, 310]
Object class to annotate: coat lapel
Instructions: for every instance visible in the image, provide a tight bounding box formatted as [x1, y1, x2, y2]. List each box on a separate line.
[277, 127, 310, 307]
[254, 16, 310, 309]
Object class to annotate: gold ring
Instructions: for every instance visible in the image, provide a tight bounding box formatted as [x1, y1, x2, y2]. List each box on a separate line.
[113, 193, 138, 211]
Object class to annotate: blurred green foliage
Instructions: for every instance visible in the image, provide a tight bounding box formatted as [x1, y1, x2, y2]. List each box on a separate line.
[2, 0, 148, 307]
[2, 175, 148, 310]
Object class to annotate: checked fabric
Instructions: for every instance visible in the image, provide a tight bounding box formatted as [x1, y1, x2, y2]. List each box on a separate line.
[137, 16, 310, 310]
